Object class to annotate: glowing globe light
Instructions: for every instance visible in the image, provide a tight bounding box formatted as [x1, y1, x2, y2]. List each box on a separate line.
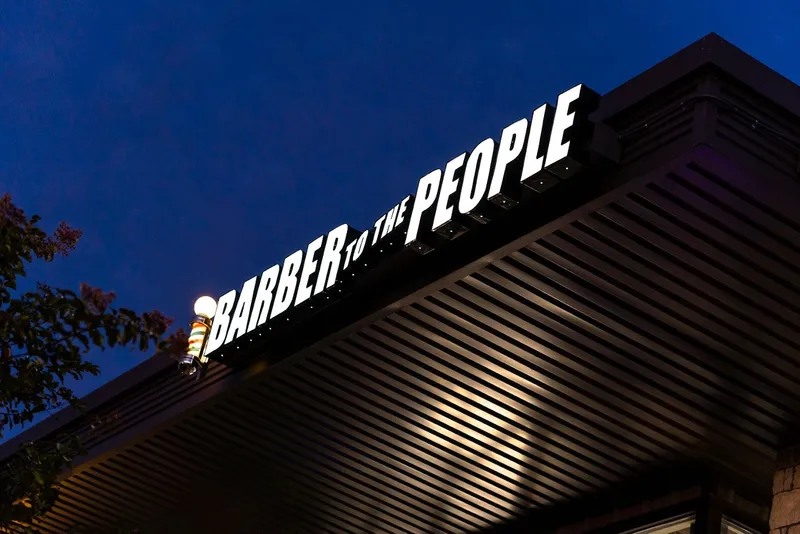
[193, 296, 217, 319]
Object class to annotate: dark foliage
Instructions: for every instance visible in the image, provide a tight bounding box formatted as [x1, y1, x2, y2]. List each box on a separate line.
[0, 194, 189, 530]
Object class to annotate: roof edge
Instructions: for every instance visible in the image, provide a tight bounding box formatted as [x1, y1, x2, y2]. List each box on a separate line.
[6, 32, 800, 465]
[0, 352, 174, 459]
[596, 32, 800, 121]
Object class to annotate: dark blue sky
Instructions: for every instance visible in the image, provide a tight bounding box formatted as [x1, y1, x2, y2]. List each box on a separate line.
[2, 1, 799, 431]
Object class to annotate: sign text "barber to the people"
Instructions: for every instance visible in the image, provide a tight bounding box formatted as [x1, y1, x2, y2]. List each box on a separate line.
[204, 83, 600, 356]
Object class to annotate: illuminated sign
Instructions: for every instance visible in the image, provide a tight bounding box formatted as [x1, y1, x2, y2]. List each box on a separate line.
[203, 83, 601, 357]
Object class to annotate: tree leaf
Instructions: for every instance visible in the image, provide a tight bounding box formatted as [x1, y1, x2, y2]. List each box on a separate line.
[0, 194, 178, 529]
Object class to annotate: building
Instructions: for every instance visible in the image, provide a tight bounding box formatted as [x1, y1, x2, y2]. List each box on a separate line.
[3, 33, 800, 533]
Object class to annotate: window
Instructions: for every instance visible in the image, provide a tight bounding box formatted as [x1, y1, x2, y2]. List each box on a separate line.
[622, 514, 696, 534]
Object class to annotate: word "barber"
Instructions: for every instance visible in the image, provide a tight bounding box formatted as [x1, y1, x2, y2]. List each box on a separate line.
[203, 83, 600, 357]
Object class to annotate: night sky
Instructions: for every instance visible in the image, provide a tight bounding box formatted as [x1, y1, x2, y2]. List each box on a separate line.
[2, 1, 799, 438]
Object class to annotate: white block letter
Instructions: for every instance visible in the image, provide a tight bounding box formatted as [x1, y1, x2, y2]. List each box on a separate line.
[487, 118, 528, 198]
[458, 139, 495, 215]
[343, 239, 358, 270]
[204, 289, 237, 355]
[432, 153, 467, 231]
[396, 195, 412, 228]
[353, 230, 369, 262]
[521, 104, 551, 181]
[247, 265, 280, 332]
[314, 224, 350, 295]
[270, 250, 304, 319]
[405, 170, 442, 246]
[225, 277, 257, 343]
[295, 235, 325, 306]
[546, 84, 583, 168]
[381, 205, 400, 239]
